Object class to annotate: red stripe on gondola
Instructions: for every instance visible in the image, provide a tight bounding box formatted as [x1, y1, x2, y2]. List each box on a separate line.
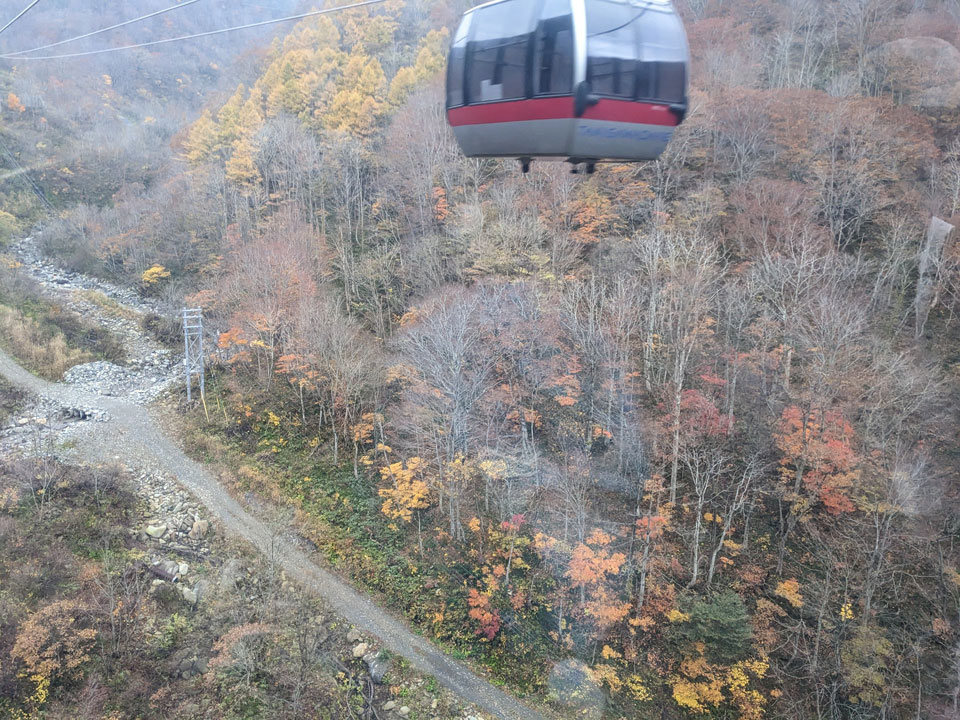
[447, 97, 678, 127]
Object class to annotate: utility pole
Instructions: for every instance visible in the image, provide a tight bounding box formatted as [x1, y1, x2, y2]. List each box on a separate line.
[182, 307, 204, 403]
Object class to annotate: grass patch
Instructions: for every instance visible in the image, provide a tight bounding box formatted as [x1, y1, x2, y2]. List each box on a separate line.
[0, 261, 125, 379]
[0, 304, 95, 380]
[77, 289, 140, 321]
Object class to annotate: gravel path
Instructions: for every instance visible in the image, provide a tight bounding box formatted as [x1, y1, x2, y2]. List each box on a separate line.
[0, 241, 546, 720]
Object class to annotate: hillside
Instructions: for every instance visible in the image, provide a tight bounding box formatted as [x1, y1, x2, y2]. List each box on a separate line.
[2, 0, 960, 717]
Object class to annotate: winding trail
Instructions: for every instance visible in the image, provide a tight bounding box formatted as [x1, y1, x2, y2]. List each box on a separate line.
[0, 349, 544, 719]
[0, 246, 546, 719]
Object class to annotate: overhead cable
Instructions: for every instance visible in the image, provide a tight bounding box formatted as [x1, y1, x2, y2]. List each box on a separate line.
[0, 0, 388, 61]
[5, 0, 204, 57]
[0, 0, 42, 37]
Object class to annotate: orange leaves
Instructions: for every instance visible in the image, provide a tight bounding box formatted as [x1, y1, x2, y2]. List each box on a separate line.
[637, 514, 670, 540]
[432, 186, 449, 223]
[567, 537, 624, 587]
[548, 354, 582, 407]
[11, 599, 97, 682]
[775, 405, 859, 515]
[567, 529, 630, 629]
[6, 92, 25, 113]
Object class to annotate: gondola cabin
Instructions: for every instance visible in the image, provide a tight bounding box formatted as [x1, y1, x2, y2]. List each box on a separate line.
[446, 0, 689, 171]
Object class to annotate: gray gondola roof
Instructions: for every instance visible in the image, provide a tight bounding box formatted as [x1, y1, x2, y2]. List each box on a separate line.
[464, 0, 678, 15]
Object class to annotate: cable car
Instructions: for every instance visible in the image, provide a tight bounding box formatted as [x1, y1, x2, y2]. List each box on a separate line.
[446, 0, 689, 173]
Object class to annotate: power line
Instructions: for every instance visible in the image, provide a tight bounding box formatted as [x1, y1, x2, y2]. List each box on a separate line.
[0, 134, 53, 210]
[0, 0, 42, 37]
[0, 0, 388, 61]
[5, 0, 205, 57]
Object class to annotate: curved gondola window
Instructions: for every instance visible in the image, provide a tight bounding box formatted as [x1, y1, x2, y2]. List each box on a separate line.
[637, 10, 687, 103]
[447, 13, 472, 108]
[534, 0, 574, 96]
[586, 0, 640, 99]
[465, 0, 538, 103]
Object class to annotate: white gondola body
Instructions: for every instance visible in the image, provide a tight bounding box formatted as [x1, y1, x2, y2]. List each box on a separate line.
[446, 0, 689, 163]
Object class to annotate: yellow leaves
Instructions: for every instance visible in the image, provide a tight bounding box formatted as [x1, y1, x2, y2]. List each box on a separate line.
[379, 456, 430, 523]
[468, 517, 482, 534]
[840, 602, 855, 622]
[323, 51, 387, 137]
[671, 651, 770, 719]
[478, 459, 507, 482]
[667, 608, 691, 623]
[672, 677, 722, 713]
[944, 566, 960, 589]
[184, 109, 220, 166]
[101, 74, 112, 86]
[141, 265, 171, 285]
[626, 674, 652, 701]
[589, 663, 622, 692]
[774, 579, 804, 608]
[601, 644, 621, 660]
[385, 363, 413, 383]
[225, 135, 261, 188]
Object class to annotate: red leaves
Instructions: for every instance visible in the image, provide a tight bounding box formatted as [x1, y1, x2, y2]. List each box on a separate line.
[467, 589, 501, 640]
[680, 389, 733, 440]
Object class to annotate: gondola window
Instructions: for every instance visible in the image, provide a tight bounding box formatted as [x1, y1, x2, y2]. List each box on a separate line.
[465, 0, 538, 103]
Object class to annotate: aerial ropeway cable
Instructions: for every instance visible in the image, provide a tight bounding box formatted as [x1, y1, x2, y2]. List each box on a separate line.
[0, 0, 42, 38]
[3, 0, 205, 57]
[0, 0, 389, 61]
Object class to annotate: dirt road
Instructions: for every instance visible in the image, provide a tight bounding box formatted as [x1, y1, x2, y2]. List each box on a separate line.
[0, 346, 545, 720]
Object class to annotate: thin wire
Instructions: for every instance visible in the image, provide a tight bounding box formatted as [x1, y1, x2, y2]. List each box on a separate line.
[5, 0, 205, 57]
[0, 0, 42, 37]
[0, 0, 388, 61]
[587, 7, 649, 38]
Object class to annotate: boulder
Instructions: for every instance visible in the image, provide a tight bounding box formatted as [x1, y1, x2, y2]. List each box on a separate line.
[145, 524, 167, 539]
[547, 659, 606, 720]
[363, 651, 392, 684]
[218, 558, 242, 591]
[346, 629, 362, 643]
[352, 642, 369, 658]
[398, 707, 410, 717]
[180, 585, 198, 604]
[383, 701, 396, 711]
[189, 519, 209, 540]
[872, 37, 960, 108]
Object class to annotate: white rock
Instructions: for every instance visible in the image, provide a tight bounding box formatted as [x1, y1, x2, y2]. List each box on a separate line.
[346, 629, 362, 642]
[145, 524, 167, 538]
[398, 707, 410, 717]
[383, 701, 396, 711]
[181, 586, 198, 604]
[352, 642, 369, 658]
[178, 562, 189, 576]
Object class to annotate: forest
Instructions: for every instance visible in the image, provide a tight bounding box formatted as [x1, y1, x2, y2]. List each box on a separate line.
[2, 0, 960, 717]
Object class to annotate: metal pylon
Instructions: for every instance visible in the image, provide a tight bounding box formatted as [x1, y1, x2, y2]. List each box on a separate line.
[182, 307, 204, 402]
